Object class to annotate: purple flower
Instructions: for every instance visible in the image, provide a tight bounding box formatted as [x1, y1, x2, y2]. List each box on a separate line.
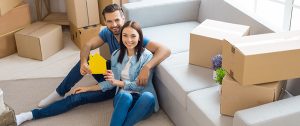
[212, 54, 222, 70]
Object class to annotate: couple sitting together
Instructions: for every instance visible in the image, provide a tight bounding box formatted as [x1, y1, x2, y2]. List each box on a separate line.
[16, 3, 171, 126]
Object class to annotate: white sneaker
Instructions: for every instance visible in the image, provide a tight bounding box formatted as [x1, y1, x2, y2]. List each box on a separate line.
[38, 91, 63, 108]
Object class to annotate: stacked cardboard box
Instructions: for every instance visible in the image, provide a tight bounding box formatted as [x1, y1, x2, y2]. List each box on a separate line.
[223, 31, 300, 85]
[0, 0, 22, 16]
[15, 22, 63, 61]
[220, 75, 284, 116]
[189, 19, 249, 68]
[219, 31, 300, 116]
[0, 2, 31, 58]
[70, 23, 101, 49]
[66, 0, 100, 28]
[70, 24, 111, 59]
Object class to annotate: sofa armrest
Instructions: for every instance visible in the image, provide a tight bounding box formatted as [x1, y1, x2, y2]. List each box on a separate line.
[233, 95, 300, 126]
[122, 0, 201, 28]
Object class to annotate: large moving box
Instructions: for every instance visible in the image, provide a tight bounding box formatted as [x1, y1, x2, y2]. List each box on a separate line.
[189, 19, 249, 68]
[220, 75, 284, 116]
[0, 3, 31, 35]
[70, 23, 101, 49]
[66, 0, 99, 28]
[0, 0, 22, 15]
[0, 29, 22, 58]
[223, 30, 300, 85]
[15, 22, 63, 61]
[70, 24, 111, 59]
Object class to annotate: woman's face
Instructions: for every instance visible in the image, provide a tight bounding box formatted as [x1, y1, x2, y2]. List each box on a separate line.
[122, 26, 140, 50]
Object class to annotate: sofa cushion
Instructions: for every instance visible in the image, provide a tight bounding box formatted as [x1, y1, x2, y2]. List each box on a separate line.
[123, 0, 200, 28]
[143, 21, 199, 54]
[155, 52, 217, 109]
[187, 86, 233, 126]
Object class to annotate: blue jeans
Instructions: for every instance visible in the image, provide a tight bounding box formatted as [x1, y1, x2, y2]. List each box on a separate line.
[32, 60, 116, 119]
[110, 92, 155, 126]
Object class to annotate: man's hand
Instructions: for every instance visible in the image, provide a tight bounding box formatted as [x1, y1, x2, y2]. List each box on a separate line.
[72, 86, 90, 94]
[80, 62, 92, 75]
[137, 65, 150, 86]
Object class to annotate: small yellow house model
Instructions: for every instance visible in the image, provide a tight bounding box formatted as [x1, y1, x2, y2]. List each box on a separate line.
[88, 53, 107, 74]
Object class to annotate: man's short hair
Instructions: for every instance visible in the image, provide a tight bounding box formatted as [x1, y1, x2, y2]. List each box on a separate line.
[102, 4, 124, 20]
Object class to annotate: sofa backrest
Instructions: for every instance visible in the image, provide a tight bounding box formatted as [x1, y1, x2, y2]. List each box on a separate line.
[123, 0, 201, 28]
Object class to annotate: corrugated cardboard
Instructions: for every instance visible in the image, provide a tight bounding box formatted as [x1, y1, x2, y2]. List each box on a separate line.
[223, 30, 300, 85]
[0, 3, 31, 35]
[0, 0, 22, 16]
[15, 22, 63, 61]
[189, 19, 249, 68]
[0, 29, 22, 58]
[70, 24, 111, 59]
[66, 0, 99, 28]
[98, 0, 121, 25]
[220, 75, 284, 116]
[70, 23, 101, 48]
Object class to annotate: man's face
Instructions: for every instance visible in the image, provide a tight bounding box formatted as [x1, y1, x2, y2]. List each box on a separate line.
[104, 10, 125, 35]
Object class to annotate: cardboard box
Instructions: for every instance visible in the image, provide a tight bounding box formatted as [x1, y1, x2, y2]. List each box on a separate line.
[15, 22, 63, 61]
[220, 75, 284, 116]
[98, 0, 121, 25]
[70, 23, 101, 48]
[0, 0, 22, 16]
[66, 0, 99, 28]
[70, 24, 111, 59]
[0, 29, 22, 58]
[0, 3, 31, 35]
[223, 30, 300, 85]
[189, 19, 249, 68]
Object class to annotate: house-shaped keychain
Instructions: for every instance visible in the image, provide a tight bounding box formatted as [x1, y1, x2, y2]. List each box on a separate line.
[88, 53, 107, 74]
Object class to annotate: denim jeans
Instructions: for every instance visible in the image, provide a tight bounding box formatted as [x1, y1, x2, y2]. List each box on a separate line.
[32, 60, 116, 119]
[110, 92, 155, 126]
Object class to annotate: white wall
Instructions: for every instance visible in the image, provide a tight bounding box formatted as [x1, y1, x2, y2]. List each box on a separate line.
[198, 0, 273, 35]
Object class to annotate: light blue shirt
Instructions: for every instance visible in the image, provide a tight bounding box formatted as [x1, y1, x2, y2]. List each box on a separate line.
[98, 49, 159, 112]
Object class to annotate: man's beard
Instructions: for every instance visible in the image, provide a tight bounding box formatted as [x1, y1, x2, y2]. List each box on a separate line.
[109, 27, 121, 35]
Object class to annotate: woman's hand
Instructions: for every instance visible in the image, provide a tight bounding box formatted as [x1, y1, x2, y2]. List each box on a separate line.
[104, 70, 124, 87]
[104, 70, 115, 84]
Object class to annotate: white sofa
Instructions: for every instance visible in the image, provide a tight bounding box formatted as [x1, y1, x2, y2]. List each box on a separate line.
[123, 0, 300, 126]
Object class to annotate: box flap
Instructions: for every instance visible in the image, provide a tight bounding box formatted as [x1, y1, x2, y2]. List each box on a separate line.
[226, 31, 300, 55]
[0, 0, 22, 15]
[191, 19, 249, 40]
[0, 3, 31, 35]
[15, 22, 48, 36]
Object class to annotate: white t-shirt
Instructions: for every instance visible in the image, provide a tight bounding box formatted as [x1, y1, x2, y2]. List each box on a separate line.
[120, 56, 139, 93]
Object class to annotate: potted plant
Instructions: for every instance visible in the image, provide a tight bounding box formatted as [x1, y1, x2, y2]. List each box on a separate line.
[212, 54, 226, 85]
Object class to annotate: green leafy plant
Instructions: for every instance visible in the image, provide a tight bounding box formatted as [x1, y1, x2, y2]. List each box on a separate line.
[215, 68, 226, 85]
